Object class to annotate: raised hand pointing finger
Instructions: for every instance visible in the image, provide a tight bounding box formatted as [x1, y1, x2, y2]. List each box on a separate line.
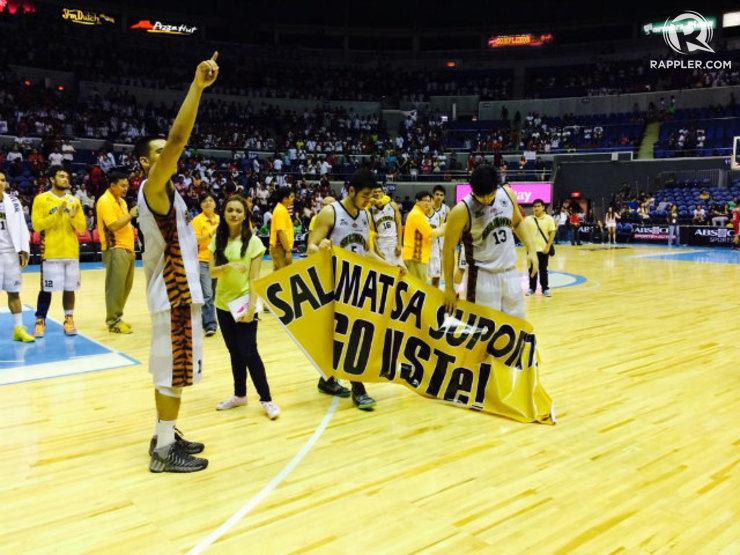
[195, 52, 219, 88]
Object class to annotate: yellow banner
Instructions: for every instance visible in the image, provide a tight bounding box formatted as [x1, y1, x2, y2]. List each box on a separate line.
[253, 248, 555, 424]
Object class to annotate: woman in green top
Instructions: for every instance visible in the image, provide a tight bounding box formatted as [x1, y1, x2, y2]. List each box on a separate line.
[209, 195, 280, 420]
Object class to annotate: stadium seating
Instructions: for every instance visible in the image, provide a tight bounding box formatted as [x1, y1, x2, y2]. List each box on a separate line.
[654, 107, 740, 158]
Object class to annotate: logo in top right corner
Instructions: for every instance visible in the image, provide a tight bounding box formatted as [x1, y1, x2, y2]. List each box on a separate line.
[662, 11, 715, 54]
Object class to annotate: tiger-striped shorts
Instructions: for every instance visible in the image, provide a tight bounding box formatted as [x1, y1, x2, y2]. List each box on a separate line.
[149, 304, 204, 388]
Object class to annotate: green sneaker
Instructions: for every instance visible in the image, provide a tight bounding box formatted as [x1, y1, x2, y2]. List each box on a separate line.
[13, 325, 35, 343]
[352, 392, 377, 411]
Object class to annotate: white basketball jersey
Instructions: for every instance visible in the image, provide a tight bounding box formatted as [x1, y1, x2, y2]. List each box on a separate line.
[371, 202, 397, 240]
[439, 204, 449, 248]
[437, 203, 449, 221]
[458, 242, 467, 268]
[461, 188, 516, 271]
[329, 201, 370, 255]
[138, 180, 204, 313]
[429, 204, 448, 254]
[0, 199, 14, 254]
[428, 208, 442, 230]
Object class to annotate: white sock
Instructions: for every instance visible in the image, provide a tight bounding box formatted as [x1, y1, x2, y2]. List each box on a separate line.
[64, 310, 73, 318]
[13, 313, 22, 327]
[155, 419, 177, 450]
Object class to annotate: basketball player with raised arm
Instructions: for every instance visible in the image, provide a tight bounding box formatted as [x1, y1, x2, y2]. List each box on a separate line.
[427, 185, 448, 288]
[369, 184, 402, 264]
[309, 169, 406, 410]
[135, 53, 219, 473]
[443, 166, 538, 318]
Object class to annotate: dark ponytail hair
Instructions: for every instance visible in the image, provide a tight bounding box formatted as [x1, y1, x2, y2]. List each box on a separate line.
[214, 195, 252, 267]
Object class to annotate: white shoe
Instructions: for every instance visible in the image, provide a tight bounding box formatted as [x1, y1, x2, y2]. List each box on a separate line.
[216, 395, 247, 411]
[262, 401, 281, 420]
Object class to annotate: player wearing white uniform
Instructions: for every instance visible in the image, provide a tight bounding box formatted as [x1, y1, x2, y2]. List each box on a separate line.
[369, 185, 402, 264]
[427, 185, 448, 287]
[329, 200, 371, 254]
[454, 241, 468, 299]
[135, 52, 219, 474]
[443, 167, 538, 319]
[138, 181, 204, 386]
[0, 170, 34, 342]
[309, 169, 406, 410]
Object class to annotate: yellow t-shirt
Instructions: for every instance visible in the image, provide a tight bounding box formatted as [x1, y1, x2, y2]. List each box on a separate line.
[96, 189, 134, 252]
[192, 212, 220, 262]
[402, 205, 432, 264]
[209, 235, 266, 312]
[525, 214, 556, 252]
[269, 203, 294, 248]
[31, 191, 86, 260]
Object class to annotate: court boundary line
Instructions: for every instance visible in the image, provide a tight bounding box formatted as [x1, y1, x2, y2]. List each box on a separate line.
[630, 249, 711, 259]
[17, 304, 141, 365]
[0, 305, 140, 385]
[517, 269, 588, 290]
[187, 396, 340, 554]
[546, 270, 587, 289]
[21, 254, 292, 273]
[0, 357, 138, 386]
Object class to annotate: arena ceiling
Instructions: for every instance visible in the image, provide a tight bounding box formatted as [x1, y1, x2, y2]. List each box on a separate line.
[103, 0, 738, 30]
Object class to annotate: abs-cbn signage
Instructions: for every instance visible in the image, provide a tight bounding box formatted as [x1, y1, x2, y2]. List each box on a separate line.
[681, 225, 735, 246]
[130, 19, 197, 35]
[577, 225, 598, 235]
[62, 8, 115, 25]
[632, 225, 670, 242]
[456, 182, 552, 205]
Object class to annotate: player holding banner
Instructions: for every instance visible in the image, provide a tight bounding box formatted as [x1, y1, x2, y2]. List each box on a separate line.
[309, 169, 406, 410]
[443, 166, 538, 318]
[369, 184, 402, 264]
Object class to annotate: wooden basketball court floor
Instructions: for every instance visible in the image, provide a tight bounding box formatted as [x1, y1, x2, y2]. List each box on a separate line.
[1, 244, 739, 553]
